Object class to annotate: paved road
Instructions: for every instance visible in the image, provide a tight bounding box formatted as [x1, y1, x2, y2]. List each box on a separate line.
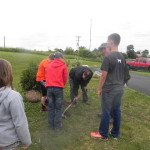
[90, 67, 101, 72]
[127, 73, 150, 96]
[91, 68, 150, 96]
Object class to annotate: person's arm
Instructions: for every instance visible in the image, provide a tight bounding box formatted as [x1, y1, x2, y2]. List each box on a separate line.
[97, 56, 109, 96]
[98, 71, 108, 96]
[36, 61, 45, 81]
[10, 93, 32, 147]
[63, 65, 68, 86]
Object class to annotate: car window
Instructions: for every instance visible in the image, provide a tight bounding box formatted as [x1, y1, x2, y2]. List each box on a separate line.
[135, 59, 138, 62]
[147, 58, 150, 62]
[140, 59, 146, 63]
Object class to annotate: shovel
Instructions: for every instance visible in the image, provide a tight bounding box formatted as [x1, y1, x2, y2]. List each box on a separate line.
[62, 92, 83, 118]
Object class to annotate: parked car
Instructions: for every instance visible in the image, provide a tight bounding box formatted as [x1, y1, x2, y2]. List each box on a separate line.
[127, 57, 150, 72]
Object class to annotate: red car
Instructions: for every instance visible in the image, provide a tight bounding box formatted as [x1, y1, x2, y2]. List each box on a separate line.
[127, 57, 150, 72]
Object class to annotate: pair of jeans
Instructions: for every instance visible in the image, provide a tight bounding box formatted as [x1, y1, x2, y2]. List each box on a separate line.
[47, 87, 63, 129]
[99, 89, 124, 138]
[69, 77, 88, 103]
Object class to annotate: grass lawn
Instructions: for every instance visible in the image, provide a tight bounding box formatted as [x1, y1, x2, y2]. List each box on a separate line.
[130, 70, 150, 77]
[0, 52, 150, 150]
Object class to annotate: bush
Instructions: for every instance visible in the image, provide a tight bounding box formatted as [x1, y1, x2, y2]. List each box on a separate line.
[65, 55, 76, 59]
[20, 62, 39, 92]
[65, 59, 71, 67]
[71, 60, 81, 67]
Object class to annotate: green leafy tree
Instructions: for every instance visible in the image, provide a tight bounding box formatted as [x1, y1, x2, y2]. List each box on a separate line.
[136, 51, 141, 54]
[127, 45, 137, 58]
[54, 48, 63, 53]
[64, 47, 74, 55]
[79, 46, 95, 58]
[142, 53, 147, 58]
[142, 49, 149, 57]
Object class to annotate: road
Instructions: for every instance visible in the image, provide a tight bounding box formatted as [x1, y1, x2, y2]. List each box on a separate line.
[90, 68, 150, 96]
[127, 73, 150, 96]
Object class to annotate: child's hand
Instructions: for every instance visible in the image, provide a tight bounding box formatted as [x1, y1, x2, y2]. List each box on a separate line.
[22, 145, 28, 149]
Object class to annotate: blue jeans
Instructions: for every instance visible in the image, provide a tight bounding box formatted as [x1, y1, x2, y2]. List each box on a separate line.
[47, 87, 63, 129]
[99, 89, 124, 138]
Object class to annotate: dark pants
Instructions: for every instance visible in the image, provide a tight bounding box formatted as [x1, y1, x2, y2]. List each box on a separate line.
[37, 81, 48, 110]
[99, 89, 124, 138]
[47, 87, 63, 129]
[69, 77, 88, 103]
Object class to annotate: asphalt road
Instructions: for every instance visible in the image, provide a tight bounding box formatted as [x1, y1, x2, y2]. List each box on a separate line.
[91, 68, 150, 96]
[127, 73, 150, 96]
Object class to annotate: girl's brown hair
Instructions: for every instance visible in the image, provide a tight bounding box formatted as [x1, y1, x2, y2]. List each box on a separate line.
[0, 59, 13, 88]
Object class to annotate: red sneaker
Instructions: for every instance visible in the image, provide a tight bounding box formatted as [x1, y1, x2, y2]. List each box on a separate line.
[90, 132, 108, 140]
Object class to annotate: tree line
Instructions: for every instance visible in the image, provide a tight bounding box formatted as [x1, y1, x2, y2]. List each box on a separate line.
[0, 44, 149, 60]
[126, 45, 149, 59]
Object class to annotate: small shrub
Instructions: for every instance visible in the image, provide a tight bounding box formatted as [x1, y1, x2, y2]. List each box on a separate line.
[20, 62, 39, 92]
[65, 59, 71, 67]
[71, 60, 81, 67]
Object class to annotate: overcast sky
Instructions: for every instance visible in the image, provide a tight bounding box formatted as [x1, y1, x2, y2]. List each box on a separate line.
[0, 0, 150, 52]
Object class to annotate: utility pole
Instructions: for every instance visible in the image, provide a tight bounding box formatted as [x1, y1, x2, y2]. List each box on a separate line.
[4, 36, 5, 48]
[76, 36, 81, 50]
[89, 19, 92, 50]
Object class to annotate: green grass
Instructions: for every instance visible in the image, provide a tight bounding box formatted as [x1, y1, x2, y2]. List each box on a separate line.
[130, 70, 150, 77]
[25, 81, 150, 150]
[0, 52, 150, 150]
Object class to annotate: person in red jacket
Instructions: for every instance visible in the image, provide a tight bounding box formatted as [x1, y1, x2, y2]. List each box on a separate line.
[36, 54, 54, 112]
[46, 52, 68, 131]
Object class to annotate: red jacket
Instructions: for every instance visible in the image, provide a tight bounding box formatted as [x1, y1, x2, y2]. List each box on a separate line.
[46, 59, 68, 88]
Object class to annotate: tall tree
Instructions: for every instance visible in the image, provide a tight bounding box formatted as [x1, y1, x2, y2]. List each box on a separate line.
[142, 49, 149, 55]
[127, 45, 134, 51]
[64, 47, 74, 55]
[136, 50, 141, 54]
[127, 45, 137, 58]
[54, 48, 63, 53]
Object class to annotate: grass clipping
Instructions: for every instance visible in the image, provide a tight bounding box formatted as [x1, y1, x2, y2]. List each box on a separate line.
[25, 90, 41, 102]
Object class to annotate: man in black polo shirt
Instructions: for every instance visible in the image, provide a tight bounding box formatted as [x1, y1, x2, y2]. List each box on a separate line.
[91, 33, 125, 139]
